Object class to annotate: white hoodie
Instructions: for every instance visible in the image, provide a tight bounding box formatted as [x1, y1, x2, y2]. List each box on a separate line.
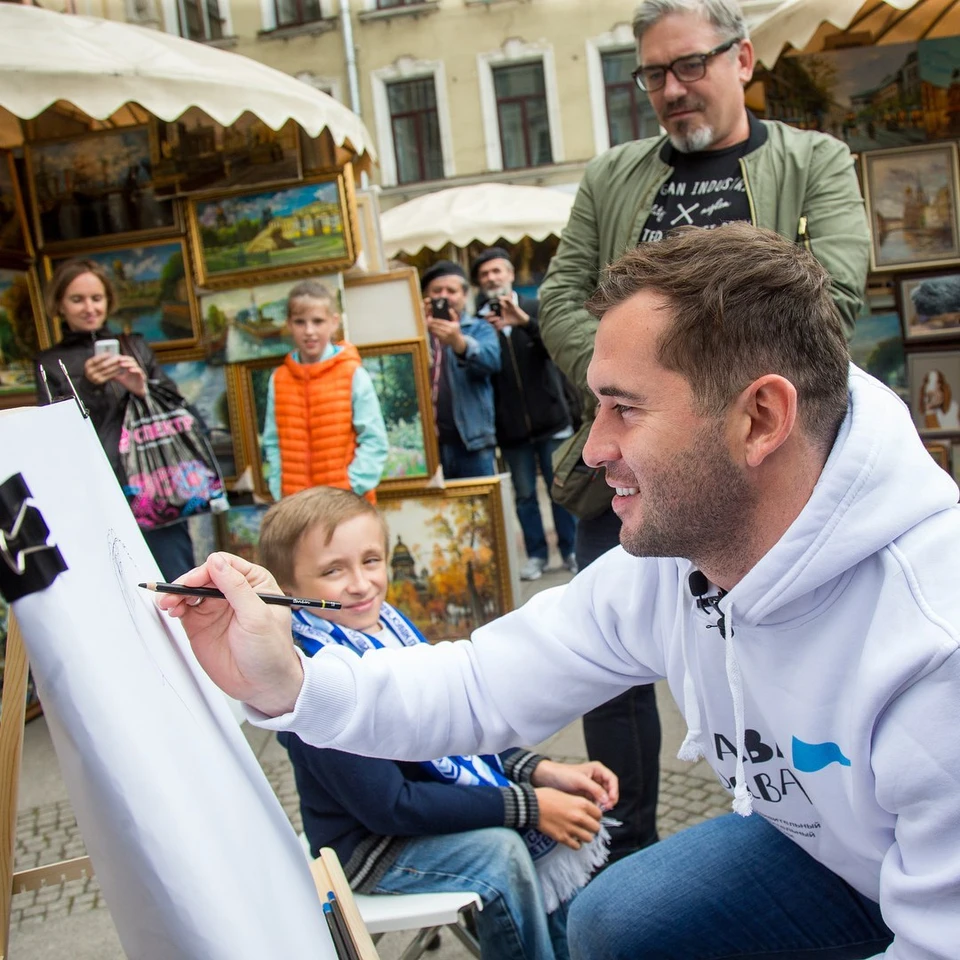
[260, 367, 960, 959]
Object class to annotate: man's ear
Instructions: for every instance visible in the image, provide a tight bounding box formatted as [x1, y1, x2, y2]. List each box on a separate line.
[732, 374, 797, 468]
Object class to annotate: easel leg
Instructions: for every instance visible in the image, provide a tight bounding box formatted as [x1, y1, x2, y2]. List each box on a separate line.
[0, 615, 28, 960]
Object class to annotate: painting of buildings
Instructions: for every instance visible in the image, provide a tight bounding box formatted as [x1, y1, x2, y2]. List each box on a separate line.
[762, 42, 925, 152]
[918, 37, 960, 141]
[380, 484, 509, 644]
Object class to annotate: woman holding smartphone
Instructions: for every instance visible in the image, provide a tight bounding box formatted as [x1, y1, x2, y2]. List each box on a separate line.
[34, 258, 195, 580]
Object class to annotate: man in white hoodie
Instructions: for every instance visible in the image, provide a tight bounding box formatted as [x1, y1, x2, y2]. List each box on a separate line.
[164, 224, 959, 959]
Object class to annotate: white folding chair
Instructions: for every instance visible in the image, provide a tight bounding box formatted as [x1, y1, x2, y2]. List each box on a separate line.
[354, 890, 482, 960]
[299, 833, 482, 959]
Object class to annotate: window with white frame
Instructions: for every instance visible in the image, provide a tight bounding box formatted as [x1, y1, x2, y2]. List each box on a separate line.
[602, 49, 659, 146]
[477, 41, 563, 174]
[492, 61, 553, 169]
[386, 77, 444, 184]
[376, 0, 426, 8]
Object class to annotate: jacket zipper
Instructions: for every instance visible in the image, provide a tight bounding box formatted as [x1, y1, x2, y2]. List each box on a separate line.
[739, 157, 758, 226]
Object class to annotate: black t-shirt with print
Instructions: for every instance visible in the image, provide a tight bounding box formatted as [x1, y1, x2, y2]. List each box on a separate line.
[639, 113, 768, 244]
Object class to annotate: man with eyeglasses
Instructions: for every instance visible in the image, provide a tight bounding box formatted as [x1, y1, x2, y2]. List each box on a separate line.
[539, 0, 870, 868]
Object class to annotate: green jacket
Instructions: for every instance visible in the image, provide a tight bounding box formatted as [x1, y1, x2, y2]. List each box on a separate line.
[540, 119, 870, 403]
[539, 118, 870, 519]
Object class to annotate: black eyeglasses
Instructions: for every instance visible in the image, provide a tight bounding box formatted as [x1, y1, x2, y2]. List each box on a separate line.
[631, 38, 740, 92]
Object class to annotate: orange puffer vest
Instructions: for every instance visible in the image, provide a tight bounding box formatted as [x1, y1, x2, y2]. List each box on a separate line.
[273, 343, 375, 503]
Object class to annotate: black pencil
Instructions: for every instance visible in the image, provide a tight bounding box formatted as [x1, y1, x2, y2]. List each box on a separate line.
[138, 581, 342, 610]
[323, 902, 349, 959]
[327, 893, 361, 960]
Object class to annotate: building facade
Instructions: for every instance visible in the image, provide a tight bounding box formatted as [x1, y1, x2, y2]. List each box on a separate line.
[64, 0, 783, 209]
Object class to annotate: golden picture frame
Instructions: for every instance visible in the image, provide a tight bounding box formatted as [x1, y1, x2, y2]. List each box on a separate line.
[44, 236, 200, 352]
[24, 124, 180, 249]
[377, 477, 514, 644]
[359, 338, 439, 490]
[186, 167, 358, 288]
[232, 354, 284, 499]
[861, 142, 960, 273]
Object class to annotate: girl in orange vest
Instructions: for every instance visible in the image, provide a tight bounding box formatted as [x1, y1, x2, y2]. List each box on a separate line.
[261, 280, 387, 502]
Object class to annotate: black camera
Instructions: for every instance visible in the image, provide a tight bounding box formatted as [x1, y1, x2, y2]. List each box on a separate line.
[431, 297, 451, 320]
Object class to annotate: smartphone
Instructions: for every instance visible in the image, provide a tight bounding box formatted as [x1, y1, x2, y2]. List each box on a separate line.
[431, 297, 451, 321]
[94, 339, 120, 357]
[488, 300, 502, 317]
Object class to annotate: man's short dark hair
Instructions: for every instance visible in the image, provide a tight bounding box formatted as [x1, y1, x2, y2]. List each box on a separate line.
[586, 223, 850, 450]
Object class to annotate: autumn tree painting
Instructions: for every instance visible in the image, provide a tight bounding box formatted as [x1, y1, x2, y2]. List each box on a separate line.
[381, 488, 506, 643]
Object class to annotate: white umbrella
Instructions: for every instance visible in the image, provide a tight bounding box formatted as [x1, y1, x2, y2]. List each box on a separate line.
[0, 4, 376, 161]
[380, 183, 575, 257]
[752, 0, 960, 67]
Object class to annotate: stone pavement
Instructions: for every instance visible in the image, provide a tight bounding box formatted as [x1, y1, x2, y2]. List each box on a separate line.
[8, 566, 733, 959]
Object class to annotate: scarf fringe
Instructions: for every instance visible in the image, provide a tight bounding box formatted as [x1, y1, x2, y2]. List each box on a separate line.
[535, 821, 611, 914]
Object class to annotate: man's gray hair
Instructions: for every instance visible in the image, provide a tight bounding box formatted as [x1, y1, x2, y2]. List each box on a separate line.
[633, 0, 748, 44]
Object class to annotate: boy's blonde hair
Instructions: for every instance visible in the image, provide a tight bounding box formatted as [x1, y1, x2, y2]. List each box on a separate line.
[286, 280, 337, 319]
[259, 487, 388, 588]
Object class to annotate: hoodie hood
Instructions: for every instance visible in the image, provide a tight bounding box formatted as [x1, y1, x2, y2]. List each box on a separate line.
[726, 365, 958, 627]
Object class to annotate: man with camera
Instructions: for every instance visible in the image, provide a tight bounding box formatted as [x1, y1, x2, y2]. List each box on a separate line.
[421, 260, 501, 479]
[472, 247, 578, 581]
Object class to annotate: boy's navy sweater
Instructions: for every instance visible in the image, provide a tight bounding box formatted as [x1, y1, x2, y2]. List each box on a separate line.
[279, 732, 543, 892]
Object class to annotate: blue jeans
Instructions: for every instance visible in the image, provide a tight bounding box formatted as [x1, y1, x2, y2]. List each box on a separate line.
[501, 439, 577, 561]
[568, 813, 893, 959]
[370, 827, 569, 960]
[441, 440, 496, 480]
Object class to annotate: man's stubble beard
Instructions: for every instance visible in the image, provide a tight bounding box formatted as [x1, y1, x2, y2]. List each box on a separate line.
[618, 423, 758, 573]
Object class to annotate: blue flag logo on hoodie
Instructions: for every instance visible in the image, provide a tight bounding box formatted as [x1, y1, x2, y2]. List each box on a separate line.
[792, 737, 851, 773]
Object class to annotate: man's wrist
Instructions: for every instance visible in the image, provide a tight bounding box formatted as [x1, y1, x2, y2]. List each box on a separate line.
[246, 652, 305, 718]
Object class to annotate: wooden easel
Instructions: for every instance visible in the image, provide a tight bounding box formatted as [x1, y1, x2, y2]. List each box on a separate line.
[0, 613, 378, 960]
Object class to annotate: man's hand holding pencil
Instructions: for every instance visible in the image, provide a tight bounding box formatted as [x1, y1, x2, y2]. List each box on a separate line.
[156, 552, 305, 717]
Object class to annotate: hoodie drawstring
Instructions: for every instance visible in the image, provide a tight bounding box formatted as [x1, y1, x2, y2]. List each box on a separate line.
[676, 632, 705, 762]
[722, 603, 753, 816]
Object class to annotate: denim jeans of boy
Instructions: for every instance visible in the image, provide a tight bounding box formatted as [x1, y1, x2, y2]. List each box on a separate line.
[501, 438, 577, 561]
[369, 827, 569, 960]
[568, 812, 893, 959]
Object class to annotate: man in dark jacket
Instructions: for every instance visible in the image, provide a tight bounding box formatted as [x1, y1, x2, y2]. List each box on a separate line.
[472, 247, 577, 581]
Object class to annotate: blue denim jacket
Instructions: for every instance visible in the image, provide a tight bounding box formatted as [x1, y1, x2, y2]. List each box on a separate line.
[443, 314, 501, 451]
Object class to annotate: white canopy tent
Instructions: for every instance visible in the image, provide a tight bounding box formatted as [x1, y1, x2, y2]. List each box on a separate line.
[0, 4, 376, 163]
[751, 0, 960, 67]
[380, 182, 575, 257]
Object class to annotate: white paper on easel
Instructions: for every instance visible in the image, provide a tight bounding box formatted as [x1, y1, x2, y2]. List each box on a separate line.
[3, 401, 334, 960]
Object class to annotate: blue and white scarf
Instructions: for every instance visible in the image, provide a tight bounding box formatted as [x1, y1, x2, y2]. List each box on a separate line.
[292, 604, 610, 912]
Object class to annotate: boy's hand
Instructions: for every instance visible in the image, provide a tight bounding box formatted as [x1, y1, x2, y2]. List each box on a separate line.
[530, 759, 619, 811]
[534, 787, 603, 849]
[156, 552, 303, 717]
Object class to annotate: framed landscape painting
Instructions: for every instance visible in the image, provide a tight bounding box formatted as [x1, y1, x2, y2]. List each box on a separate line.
[25, 125, 177, 248]
[45, 238, 198, 350]
[160, 350, 243, 482]
[187, 169, 357, 286]
[198, 272, 344, 364]
[151, 109, 302, 198]
[848, 311, 907, 399]
[378, 479, 513, 644]
[0, 266, 48, 402]
[898, 270, 960, 341]
[861, 143, 960, 271]
[215, 504, 269, 564]
[0, 152, 33, 259]
[359, 339, 438, 488]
